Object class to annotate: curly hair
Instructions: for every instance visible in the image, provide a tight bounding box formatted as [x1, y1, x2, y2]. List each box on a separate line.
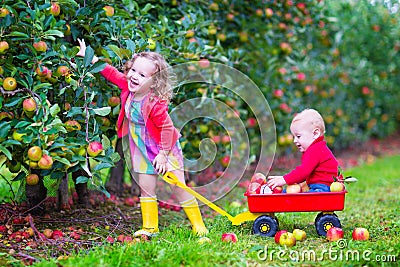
[123, 52, 175, 102]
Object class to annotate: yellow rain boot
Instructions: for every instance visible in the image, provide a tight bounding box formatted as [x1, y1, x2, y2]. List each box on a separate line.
[181, 197, 209, 236]
[134, 196, 159, 237]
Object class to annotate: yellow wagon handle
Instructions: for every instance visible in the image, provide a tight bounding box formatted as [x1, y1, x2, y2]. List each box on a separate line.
[162, 172, 235, 222]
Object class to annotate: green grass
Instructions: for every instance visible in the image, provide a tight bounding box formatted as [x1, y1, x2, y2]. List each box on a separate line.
[2, 155, 400, 266]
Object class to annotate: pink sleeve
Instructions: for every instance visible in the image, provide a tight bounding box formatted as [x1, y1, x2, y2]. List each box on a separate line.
[283, 149, 320, 184]
[100, 64, 127, 90]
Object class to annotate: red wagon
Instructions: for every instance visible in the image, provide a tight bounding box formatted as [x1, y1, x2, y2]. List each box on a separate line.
[163, 172, 347, 237]
[245, 191, 347, 236]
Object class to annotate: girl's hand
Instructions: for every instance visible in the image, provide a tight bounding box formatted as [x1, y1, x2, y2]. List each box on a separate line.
[76, 38, 86, 57]
[266, 175, 286, 190]
[153, 152, 168, 175]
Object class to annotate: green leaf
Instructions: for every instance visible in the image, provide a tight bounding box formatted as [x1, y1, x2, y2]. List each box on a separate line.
[15, 121, 31, 128]
[4, 98, 21, 107]
[84, 46, 95, 68]
[0, 121, 11, 139]
[80, 161, 92, 177]
[50, 104, 60, 117]
[11, 172, 25, 182]
[141, 3, 154, 14]
[54, 156, 71, 165]
[93, 162, 113, 171]
[93, 107, 111, 116]
[0, 144, 12, 160]
[67, 107, 84, 117]
[75, 176, 89, 184]
[8, 31, 29, 38]
[89, 62, 106, 74]
[44, 30, 64, 38]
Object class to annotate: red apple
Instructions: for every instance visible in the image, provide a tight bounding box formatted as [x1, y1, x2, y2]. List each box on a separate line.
[198, 58, 210, 69]
[52, 229, 63, 239]
[352, 227, 369, 241]
[247, 117, 257, 128]
[330, 181, 345, 192]
[108, 96, 121, 107]
[273, 186, 283, 193]
[106, 236, 115, 243]
[278, 232, 296, 247]
[274, 230, 288, 244]
[246, 182, 261, 194]
[117, 234, 125, 242]
[265, 8, 273, 18]
[50, 3, 60, 16]
[70, 231, 80, 240]
[33, 41, 47, 52]
[326, 227, 344, 242]
[26, 174, 39, 186]
[250, 173, 267, 185]
[220, 155, 230, 168]
[0, 225, 7, 233]
[38, 154, 53, 170]
[273, 89, 284, 98]
[0, 40, 9, 53]
[42, 229, 53, 238]
[286, 184, 301, 193]
[28, 146, 43, 161]
[221, 232, 238, 243]
[292, 229, 307, 241]
[23, 98, 37, 113]
[56, 66, 69, 76]
[103, 5, 114, 16]
[87, 141, 103, 157]
[124, 197, 136, 207]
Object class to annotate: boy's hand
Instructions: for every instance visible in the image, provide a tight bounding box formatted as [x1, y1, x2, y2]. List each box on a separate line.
[266, 175, 286, 190]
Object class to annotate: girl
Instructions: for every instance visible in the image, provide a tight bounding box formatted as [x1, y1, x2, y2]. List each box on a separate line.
[77, 39, 208, 237]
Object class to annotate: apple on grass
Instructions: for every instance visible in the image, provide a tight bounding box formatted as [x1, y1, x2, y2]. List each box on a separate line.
[326, 227, 344, 242]
[352, 227, 369, 241]
[292, 229, 307, 241]
[221, 232, 238, 243]
[275, 230, 296, 247]
[274, 230, 288, 244]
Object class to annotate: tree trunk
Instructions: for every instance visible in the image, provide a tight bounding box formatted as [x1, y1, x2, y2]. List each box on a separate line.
[57, 172, 70, 210]
[25, 169, 47, 215]
[106, 138, 140, 196]
[72, 169, 90, 208]
[106, 138, 124, 196]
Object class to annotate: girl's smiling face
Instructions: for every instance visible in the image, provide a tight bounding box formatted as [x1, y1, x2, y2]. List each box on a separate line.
[290, 120, 321, 153]
[126, 57, 157, 99]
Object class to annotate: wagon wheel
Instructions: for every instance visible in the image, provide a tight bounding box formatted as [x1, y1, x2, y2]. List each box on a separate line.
[252, 215, 279, 237]
[315, 214, 341, 236]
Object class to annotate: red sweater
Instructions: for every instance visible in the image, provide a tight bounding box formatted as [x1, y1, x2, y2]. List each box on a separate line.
[100, 64, 180, 150]
[283, 136, 338, 186]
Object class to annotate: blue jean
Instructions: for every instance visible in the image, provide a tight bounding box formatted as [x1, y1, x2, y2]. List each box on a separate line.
[307, 183, 330, 192]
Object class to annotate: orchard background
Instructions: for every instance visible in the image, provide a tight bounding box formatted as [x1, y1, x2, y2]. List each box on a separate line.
[0, 0, 399, 212]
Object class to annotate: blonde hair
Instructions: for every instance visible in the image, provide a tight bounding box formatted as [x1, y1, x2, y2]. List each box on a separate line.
[291, 108, 325, 134]
[124, 52, 175, 102]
